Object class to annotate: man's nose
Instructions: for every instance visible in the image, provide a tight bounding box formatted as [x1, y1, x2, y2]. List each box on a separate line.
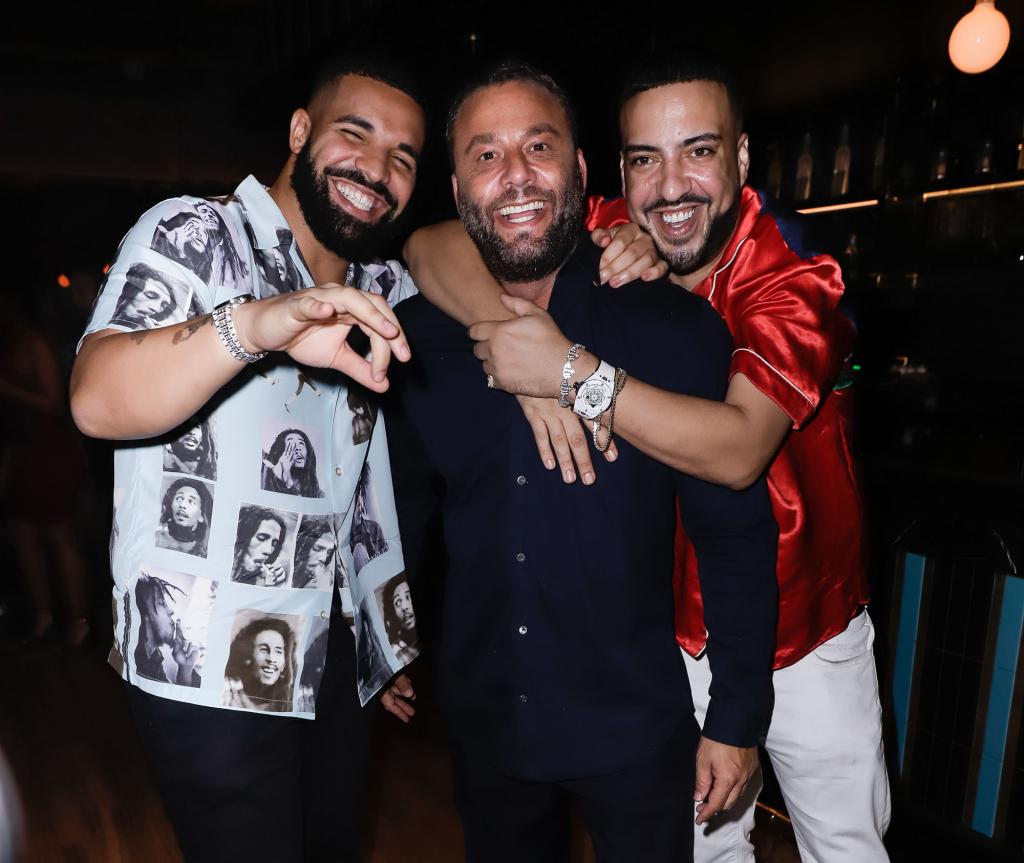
[659, 159, 693, 203]
[355, 148, 389, 185]
[502, 149, 534, 188]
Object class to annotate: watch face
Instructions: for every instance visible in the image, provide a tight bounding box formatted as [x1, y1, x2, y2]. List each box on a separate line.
[584, 383, 609, 408]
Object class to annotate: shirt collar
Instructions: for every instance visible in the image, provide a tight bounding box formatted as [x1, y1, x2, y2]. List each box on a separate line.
[694, 184, 761, 300]
[233, 175, 295, 252]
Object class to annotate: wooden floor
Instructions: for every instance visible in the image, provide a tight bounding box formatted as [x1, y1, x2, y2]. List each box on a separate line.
[0, 631, 810, 863]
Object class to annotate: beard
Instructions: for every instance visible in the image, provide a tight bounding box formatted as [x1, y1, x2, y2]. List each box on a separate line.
[290, 140, 401, 262]
[457, 163, 585, 284]
[645, 187, 741, 277]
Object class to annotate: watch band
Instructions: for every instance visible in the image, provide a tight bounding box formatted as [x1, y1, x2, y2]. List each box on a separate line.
[558, 343, 586, 408]
[213, 294, 267, 364]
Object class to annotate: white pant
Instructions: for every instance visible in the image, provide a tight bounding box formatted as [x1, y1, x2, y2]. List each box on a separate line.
[686, 609, 891, 863]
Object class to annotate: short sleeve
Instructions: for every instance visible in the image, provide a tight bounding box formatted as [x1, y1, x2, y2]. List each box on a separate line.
[79, 199, 217, 351]
[725, 244, 855, 429]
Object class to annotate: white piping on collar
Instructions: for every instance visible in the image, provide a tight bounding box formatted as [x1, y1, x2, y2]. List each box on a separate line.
[707, 235, 748, 304]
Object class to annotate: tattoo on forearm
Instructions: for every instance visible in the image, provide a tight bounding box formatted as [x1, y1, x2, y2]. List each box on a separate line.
[172, 314, 212, 345]
[129, 331, 148, 345]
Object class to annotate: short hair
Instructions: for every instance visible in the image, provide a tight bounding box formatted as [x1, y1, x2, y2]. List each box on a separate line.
[116, 263, 183, 323]
[308, 53, 426, 114]
[234, 506, 288, 567]
[160, 477, 212, 526]
[224, 616, 297, 701]
[381, 573, 413, 647]
[445, 61, 579, 168]
[617, 53, 744, 131]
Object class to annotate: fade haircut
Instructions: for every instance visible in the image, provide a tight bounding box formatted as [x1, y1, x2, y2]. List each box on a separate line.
[618, 53, 744, 132]
[445, 61, 579, 168]
[308, 53, 426, 114]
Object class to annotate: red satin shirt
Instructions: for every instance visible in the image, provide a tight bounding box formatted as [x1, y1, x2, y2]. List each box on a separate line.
[587, 188, 869, 668]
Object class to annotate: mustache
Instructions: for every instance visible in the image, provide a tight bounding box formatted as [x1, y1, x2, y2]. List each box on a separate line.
[489, 185, 555, 213]
[323, 166, 398, 212]
[643, 193, 711, 215]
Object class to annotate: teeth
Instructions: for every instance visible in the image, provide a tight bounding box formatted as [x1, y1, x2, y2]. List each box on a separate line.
[661, 208, 695, 225]
[335, 181, 373, 212]
[498, 201, 544, 218]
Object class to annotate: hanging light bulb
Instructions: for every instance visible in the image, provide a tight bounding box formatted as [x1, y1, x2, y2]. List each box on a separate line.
[949, 0, 1011, 74]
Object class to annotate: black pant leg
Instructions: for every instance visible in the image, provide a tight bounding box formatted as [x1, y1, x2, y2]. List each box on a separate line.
[452, 749, 570, 863]
[127, 686, 304, 863]
[570, 717, 698, 863]
[300, 609, 376, 862]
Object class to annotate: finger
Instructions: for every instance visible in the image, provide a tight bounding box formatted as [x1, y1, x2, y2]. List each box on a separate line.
[590, 227, 613, 249]
[472, 341, 491, 364]
[314, 287, 402, 343]
[467, 321, 496, 342]
[527, 414, 558, 471]
[603, 440, 618, 462]
[562, 415, 595, 485]
[393, 674, 415, 699]
[327, 345, 388, 394]
[293, 294, 342, 323]
[641, 262, 669, 281]
[597, 228, 637, 283]
[380, 692, 412, 724]
[361, 327, 394, 384]
[547, 421, 577, 484]
[696, 783, 729, 824]
[694, 759, 712, 803]
[609, 252, 661, 288]
[722, 780, 745, 813]
[499, 293, 541, 317]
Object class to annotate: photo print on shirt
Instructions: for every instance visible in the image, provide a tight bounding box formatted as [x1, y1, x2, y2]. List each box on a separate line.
[192, 199, 249, 290]
[109, 262, 192, 331]
[230, 503, 299, 587]
[151, 207, 216, 283]
[291, 513, 340, 590]
[154, 475, 215, 559]
[222, 608, 303, 713]
[347, 384, 378, 446]
[355, 594, 392, 704]
[162, 414, 217, 480]
[249, 226, 303, 297]
[133, 567, 217, 689]
[350, 460, 388, 574]
[295, 615, 330, 714]
[260, 421, 325, 499]
[376, 573, 419, 665]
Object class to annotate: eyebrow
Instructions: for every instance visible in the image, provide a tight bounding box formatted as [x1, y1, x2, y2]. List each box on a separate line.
[334, 114, 421, 163]
[462, 123, 562, 155]
[623, 132, 723, 155]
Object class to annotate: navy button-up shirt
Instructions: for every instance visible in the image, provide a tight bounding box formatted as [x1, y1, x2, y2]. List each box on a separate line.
[388, 241, 778, 781]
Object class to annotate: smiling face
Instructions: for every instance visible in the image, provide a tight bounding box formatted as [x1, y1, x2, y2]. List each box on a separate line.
[289, 74, 425, 261]
[620, 80, 748, 289]
[250, 628, 286, 687]
[450, 80, 586, 286]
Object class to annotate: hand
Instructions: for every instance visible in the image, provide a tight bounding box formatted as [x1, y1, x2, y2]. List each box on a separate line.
[516, 395, 616, 485]
[592, 223, 668, 287]
[693, 736, 759, 825]
[233, 285, 411, 393]
[263, 439, 296, 485]
[469, 294, 572, 398]
[381, 673, 416, 723]
[260, 563, 288, 587]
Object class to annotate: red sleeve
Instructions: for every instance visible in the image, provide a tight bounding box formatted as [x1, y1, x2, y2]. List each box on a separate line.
[585, 196, 630, 231]
[722, 224, 855, 429]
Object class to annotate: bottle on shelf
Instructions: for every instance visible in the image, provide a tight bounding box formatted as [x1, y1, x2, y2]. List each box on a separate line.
[831, 123, 852, 197]
[1016, 118, 1024, 173]
[931, 146, 948, 182]
[795, 132, 813, 202]
[872, 118, 888, 194]
[977, 138, 993, 176]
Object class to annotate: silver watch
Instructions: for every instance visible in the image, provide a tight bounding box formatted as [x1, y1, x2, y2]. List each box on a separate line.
[572, 360, 616, 420]
[213, 294, 267, 363]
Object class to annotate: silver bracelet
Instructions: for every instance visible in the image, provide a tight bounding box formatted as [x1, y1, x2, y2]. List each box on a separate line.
[212, 295, 267, 364]
[558, 342, 585, 407]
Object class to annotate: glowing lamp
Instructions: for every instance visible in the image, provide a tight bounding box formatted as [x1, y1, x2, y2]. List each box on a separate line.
[57, 273, 70, 288]
[949, 0, 1011, 74]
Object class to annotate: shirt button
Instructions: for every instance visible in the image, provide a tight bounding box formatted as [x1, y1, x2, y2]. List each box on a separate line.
[516, 475, 527, 486]
[519, 694, 528, 703]
[335, 467, 343, 476]
[320, 610, 328, 620]
[518, 625, 528, 635]
[515, 552, 526, 563]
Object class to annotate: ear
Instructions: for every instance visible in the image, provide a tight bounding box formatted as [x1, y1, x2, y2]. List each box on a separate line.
[576, 149, 588, 192]
[737, 133, 750, 187]
[619, 152, 626, 197]
[450, 173, 461, 212]
[289, 109, 312, 155]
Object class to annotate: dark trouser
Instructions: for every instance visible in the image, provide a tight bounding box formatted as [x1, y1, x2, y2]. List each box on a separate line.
[452, 717, 698, 863]
[127, 610, 373, 863]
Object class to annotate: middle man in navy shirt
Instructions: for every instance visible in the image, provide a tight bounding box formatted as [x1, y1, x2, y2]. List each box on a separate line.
[386, 62, 779, 863]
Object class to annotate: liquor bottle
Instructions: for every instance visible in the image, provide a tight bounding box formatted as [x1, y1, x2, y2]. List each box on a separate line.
[831, 124, 851, 197]
[977, 138, 993, 175]
[1016, 118, 1024, 172]
[931, 146, 948, 182]
[872, 118, 887, 193]
[795, 133, 813, 202]
[766, 144, 782, 200]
